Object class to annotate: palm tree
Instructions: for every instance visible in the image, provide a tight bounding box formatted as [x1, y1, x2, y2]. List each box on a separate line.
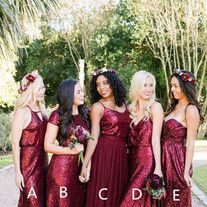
[0, 0, 58, 62]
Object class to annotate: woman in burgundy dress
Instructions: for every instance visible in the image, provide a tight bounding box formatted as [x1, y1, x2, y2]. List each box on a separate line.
[120, 70, 164, 207]
[80, 68, 130, 207]
[12, 70, 48, 207]
[44, 79, 90, 207]
[162, 69, 202, 207]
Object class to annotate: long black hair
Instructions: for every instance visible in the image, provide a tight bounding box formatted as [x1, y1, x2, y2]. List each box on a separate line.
[90, 70, 127, 106]
[57, 79, 90, 144]
[166, 71, 203, 122]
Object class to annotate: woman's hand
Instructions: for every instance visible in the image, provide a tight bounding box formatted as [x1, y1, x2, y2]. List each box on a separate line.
[79, 164, 88, 183]
[79, 160, 91, 183]
[15, 172, 25, 191]
[153, 168, 163, 177]
[184, 172, 193, 187]
[74, 143, 84, 154]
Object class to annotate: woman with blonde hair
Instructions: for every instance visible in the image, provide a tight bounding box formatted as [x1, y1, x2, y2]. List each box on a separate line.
[12, 70, 48, 207]
[120, 70, 163, 207]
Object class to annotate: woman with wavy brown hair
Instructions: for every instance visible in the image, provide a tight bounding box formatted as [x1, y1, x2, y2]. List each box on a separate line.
[162, 69, 203, 207]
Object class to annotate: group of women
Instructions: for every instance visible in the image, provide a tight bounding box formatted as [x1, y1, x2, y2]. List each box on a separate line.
[12, 68, 202, 207]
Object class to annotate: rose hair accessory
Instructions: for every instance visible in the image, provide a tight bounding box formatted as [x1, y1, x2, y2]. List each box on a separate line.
[174, 68, 196, 85]
[18, 73, 37, 94]
[91, 67, 117, 77]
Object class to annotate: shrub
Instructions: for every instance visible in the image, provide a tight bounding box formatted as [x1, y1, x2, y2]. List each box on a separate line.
[0, 112, 12, 153]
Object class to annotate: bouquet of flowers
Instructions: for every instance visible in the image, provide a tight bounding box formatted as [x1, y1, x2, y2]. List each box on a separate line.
[145, 174, 166, 200]
[67, 125, 93, 165]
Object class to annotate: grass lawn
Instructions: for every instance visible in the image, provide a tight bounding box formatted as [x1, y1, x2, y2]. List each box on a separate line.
[0, 153, 53, 170]
[193, 165, 207, 194]
[0, 154, 13, 169]
[195, 140, 207, 147]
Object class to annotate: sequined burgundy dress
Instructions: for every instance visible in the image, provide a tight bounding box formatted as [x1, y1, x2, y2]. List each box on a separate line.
[18, 107, 48, 207]
[46, 110, 88, 207]
[161, 119, 192, 207]
[85, 102, 131, 207]
[120, 117, 156, 207]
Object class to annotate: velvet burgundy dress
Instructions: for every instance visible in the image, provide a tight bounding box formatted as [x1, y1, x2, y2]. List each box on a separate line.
[18, 106, 48, 207]
[161, 119, 192, 207]
[46, 110, 88, 207]
[85, 102, 131, 207]
[120, 117, 156, 207]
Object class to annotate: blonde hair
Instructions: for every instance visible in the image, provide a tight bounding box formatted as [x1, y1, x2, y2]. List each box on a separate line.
[129, 70, 156, 125]
[13, 70, 47, 117]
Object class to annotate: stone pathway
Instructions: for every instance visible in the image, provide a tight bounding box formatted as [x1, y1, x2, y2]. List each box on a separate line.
[0, 148, 206, 207]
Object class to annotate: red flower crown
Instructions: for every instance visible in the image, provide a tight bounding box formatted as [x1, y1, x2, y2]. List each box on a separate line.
[18, 74, 37, 94]
[174, 68, 196, 85]
[91, 67, 117, 77]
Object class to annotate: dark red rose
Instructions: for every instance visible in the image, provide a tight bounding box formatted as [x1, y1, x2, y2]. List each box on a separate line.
[26, 74, 36, 82]
[74, 126, 86, 144]
[149, 174, 163, 190]
[77, 134, 86, 144]
[192, 79, 196, 85]
[181, 73, 190, 81]
[65, 139, 70, 146]
[74, 126, 84, 137]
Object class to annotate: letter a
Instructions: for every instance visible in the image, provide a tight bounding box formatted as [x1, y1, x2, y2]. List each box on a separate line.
[27, 187, 37, 199]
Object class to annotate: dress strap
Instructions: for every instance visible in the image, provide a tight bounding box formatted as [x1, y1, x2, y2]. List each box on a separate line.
[26, 105, 32, 111]
[26, 105, 41, 113]
[98, 101, 105, 108]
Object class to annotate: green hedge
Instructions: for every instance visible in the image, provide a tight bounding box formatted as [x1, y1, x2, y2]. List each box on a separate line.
[0, 113, 12, 153]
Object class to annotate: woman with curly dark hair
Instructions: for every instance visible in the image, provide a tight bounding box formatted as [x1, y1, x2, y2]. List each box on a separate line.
[161, 69, 203, 207]
[80, 68, 131, 207]
[44, 79, 90, 207]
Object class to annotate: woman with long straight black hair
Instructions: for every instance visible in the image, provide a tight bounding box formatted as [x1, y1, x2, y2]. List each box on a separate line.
[44, 79, 90, 207]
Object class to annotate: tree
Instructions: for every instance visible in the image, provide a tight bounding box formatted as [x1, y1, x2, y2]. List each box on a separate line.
[0, 0, 58, 63]
[15, 25, 78, 106]
[50, 0, 118, 87]
[131, 0, 207, 138]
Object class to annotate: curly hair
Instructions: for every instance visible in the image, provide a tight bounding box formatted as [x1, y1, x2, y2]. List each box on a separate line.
[57, 79, 90, 144]
[90, 70, 127, 106]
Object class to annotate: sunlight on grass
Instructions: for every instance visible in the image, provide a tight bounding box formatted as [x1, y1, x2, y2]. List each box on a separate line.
[193, 165, 207, 194]
[0, 154, 13, 169]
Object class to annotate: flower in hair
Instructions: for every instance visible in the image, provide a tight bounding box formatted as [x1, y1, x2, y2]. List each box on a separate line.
[174, 68, 196, 85]
[92, 67, 117, 77]
[18, 74, 37, 94]
[26, 74, 36, 82]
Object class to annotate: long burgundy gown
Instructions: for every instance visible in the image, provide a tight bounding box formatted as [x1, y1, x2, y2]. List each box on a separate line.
[161, 119, 192, 207]
[46, 110, 88, 207]
[85, 103, 131, 207]
[120, 117, 156, 207]
[18, 106, 48, 207]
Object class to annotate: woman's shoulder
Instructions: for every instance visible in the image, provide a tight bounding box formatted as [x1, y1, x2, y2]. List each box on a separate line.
[151, 101, 163, 110]
[90, 102, 105, 117]
[15, 107, 30, 116]
[151, 101, 164, 119]
[186, 104, 200, 118]
[48, 109, 60, 126]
